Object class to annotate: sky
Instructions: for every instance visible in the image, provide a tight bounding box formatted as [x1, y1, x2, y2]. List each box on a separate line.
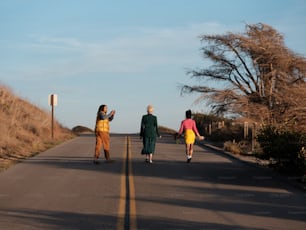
[1, 0, 305, 133]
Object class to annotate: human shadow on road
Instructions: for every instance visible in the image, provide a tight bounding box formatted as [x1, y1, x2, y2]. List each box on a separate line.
[19, 135, 306, 225]
[129, 135, 306, 225]
[0, 208, 266, 230]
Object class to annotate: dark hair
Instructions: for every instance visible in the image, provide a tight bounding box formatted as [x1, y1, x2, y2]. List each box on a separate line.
[96, 104, 106, 121]
[185, 110, 192, 119]
[97, 104, 106, 114]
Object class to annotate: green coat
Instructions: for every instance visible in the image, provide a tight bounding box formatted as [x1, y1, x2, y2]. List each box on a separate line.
[140, 114, 160, 154]
[140, 114, 160, 138]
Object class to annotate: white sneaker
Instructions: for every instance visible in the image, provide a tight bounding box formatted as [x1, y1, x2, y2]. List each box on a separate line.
[187, 155, 192, 163]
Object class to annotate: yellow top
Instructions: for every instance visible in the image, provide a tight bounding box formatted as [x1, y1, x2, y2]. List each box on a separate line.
[96, 119, 110, 132]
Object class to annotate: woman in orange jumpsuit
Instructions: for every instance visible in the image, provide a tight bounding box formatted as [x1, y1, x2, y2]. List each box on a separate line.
[94, 104, 116, 164]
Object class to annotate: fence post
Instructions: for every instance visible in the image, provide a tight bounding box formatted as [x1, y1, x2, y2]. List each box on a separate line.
[251, 123, 257, 152]
[244, 122, 249, 139]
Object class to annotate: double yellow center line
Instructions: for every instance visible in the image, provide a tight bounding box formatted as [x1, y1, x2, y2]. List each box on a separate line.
[117, 136, 137, 230]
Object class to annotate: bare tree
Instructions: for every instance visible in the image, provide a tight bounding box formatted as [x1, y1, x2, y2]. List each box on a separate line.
[182, 23, 306, 132]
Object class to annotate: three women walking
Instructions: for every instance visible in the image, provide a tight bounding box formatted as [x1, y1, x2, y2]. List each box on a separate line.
[93, 104, 203, 164]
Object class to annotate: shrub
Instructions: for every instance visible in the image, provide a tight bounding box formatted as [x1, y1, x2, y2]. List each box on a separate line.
[238, 140, 252, 154]
[224, 141, 241, 155]
[209, 125, 246, 142]
[256, 125, 305, 175]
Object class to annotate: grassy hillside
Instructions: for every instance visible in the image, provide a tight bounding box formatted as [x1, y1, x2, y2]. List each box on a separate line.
[0, 84, 75, 171]
[158, 125, 177, 135]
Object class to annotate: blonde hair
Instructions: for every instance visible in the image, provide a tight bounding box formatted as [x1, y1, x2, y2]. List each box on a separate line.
[147, 105, 154, 113]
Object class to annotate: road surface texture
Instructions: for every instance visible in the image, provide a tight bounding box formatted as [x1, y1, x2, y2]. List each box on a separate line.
[0, 134, 305, 230]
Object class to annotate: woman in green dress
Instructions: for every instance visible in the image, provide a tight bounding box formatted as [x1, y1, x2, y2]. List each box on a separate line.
[140, 105, 160, 163]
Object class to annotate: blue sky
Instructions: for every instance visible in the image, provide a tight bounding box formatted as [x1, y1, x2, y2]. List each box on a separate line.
[1, 0, 305, 133]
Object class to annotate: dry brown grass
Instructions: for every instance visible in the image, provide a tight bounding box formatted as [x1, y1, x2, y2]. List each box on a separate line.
[0, 84, 75, 171]
[223, 141, 242, 155]
[158, 126, 177, 135]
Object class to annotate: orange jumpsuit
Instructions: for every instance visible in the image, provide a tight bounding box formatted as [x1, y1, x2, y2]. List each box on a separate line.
[94, 113, 113, 160]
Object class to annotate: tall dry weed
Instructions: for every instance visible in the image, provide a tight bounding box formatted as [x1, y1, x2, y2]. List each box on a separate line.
[0, 84, 74, 171]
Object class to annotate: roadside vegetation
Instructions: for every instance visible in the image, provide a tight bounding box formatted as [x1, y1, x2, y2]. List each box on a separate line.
[193, 113, 305, 177]
[183, 23, 306, 178]
[72, 125, 94, 135]
[1, 23, 305, 179]
[0, 84, 75, 171]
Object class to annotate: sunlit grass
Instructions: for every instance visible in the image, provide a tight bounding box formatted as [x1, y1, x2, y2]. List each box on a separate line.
[0, 84, 75, 171]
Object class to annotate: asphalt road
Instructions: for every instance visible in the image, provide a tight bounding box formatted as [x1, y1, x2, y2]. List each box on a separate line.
[0, 134, 305, 230]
